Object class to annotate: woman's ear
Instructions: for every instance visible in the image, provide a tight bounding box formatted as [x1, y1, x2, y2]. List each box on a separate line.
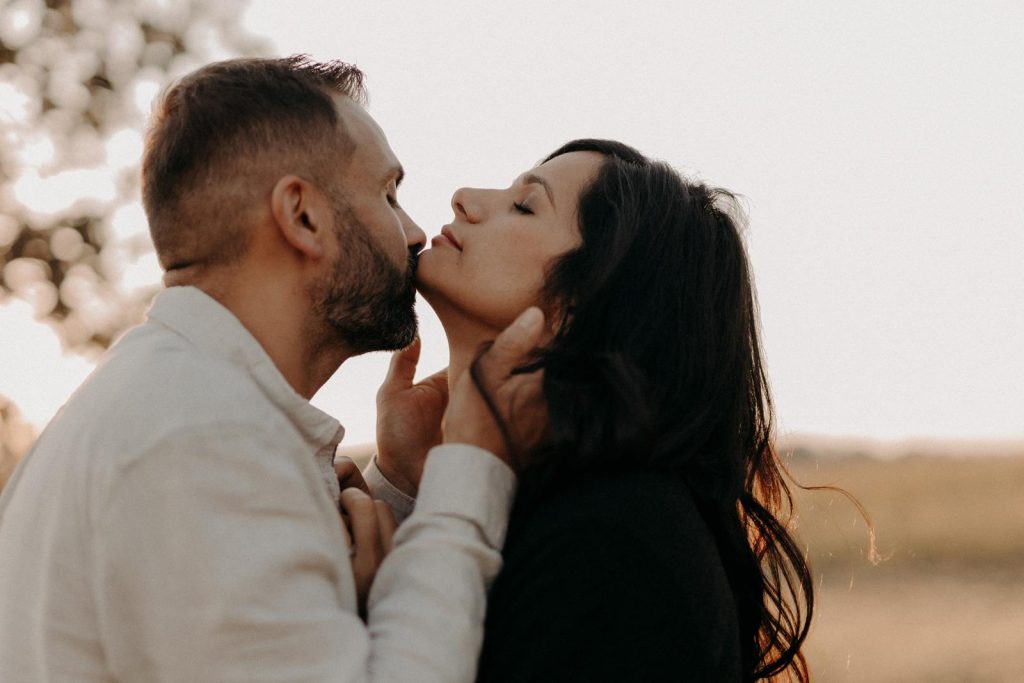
[545, 298, 574, 333]
[270, 175, 332, 260]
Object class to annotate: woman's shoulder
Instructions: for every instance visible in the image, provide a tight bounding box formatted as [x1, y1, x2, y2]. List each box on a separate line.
[513, 466, 711, 541]
[504, 466, 729, 586]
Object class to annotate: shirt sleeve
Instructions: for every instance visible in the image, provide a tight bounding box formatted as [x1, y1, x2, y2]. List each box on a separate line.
[367, 444, 516, 682]
[362, 455, 416, 524]
[93, 424, 515, 683]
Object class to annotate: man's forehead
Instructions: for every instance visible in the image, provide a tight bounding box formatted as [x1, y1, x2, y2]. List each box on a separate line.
[334, 95, 400, 175]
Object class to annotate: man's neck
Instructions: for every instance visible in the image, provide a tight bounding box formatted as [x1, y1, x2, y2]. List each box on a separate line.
[199, 280, 352, 400]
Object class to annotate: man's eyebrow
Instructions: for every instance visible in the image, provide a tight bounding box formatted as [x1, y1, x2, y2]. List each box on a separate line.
[523, 172, 555, 208]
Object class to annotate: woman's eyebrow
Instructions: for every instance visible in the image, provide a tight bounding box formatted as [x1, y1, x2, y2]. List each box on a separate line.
[522, 172, 555, 208]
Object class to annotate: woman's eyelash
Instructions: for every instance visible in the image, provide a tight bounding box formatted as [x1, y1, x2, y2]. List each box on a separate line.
[513, 202, 533, 215]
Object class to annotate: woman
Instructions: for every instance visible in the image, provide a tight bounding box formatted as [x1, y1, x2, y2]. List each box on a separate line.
[415, 140, 812, 682]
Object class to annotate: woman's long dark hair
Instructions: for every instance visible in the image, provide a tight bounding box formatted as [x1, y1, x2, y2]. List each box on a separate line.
[473, 139, 813, 681]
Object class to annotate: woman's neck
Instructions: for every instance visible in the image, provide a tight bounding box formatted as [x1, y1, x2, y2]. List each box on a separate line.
[425, 297, 554, 395]
[442, 319, 501, 395]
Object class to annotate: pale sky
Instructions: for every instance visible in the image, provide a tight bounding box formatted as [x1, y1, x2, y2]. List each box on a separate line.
[4, 1, 1022, 444]
[244, 0, 1024, 443]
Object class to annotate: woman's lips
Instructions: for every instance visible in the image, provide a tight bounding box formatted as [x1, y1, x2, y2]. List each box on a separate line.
[434, 226, 462, 250]
[431, 233, 458, 250]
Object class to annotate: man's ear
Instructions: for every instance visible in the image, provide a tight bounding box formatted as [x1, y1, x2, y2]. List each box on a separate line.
[270, 175, 333, 260]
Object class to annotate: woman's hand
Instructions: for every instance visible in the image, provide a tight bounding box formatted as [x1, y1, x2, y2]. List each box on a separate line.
[338, 487, 397, 621]
[334, 455, 370, 494]
[375, 337, 449, 496]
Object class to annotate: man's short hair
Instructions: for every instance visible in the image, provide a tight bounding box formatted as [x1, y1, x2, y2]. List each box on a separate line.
[142, 55, 366, 271]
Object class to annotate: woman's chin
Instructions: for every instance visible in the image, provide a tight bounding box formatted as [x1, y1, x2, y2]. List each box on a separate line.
[414, 249, 475, 313]
[413, 270, 444, 306]
[413, 249, 443, 291]
[413, 270, 461, 324]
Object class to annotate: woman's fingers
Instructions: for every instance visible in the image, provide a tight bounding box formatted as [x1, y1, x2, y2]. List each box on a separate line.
[339, 488, 384, 618]
[338, 509, 353, 547]
[341, 488, 382, 559]
[335, 456, 371, 495]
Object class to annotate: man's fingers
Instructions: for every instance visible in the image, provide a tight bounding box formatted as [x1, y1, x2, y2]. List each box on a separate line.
[380, 337, 421, 397]
[334, 456, 371, 495]
[416, 367, 450, 402]
[480, 307, 544, 377]
[375, 500, 397, 553]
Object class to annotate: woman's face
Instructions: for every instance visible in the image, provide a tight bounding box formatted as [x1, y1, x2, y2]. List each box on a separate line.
[417, 151, 604, 331]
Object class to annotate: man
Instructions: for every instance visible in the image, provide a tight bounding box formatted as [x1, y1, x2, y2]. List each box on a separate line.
[0, 56, 542, 682]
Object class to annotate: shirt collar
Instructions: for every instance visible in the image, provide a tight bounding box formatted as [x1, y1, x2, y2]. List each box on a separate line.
[146, 286, 346, 461]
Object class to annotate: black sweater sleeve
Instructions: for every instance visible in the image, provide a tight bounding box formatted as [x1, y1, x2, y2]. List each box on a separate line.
[476, 471, 742, 683]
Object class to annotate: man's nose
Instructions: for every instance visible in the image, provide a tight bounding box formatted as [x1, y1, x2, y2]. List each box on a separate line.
[451, 187, 483, 223]
[401, 211, 426, 252]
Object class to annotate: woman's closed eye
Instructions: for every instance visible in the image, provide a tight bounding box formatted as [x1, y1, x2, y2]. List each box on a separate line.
[513, 201, 533, 215]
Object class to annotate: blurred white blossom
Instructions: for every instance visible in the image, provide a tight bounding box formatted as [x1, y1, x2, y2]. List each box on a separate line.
[0, 0, 269, 351]
[0, 0, 270, 446]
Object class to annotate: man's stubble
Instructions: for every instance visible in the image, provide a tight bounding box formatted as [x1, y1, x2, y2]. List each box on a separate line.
[310, 199, 418, 354]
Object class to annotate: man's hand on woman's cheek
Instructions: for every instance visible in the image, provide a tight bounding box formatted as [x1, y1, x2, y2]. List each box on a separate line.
[444, 307, 547, 470]
[375, 336, 449, 496]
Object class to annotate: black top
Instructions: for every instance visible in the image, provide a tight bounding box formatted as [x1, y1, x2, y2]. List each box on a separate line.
[476, 468, 743, 683]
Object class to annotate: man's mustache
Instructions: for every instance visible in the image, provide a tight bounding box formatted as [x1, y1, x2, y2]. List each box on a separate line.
[407, 249, 419, 280]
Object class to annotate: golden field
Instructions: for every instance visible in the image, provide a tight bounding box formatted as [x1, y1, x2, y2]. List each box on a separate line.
[787, 446, 1024, 682]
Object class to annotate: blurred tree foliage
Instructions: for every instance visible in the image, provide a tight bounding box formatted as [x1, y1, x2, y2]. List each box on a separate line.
[1, 0, 269, 486]
[0, 0, 269, 353]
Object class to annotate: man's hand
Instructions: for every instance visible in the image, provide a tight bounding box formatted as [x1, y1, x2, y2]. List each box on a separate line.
[444, 307, 547, 469]
[338, 487, 396, 620]
[375, 337, 449, 496]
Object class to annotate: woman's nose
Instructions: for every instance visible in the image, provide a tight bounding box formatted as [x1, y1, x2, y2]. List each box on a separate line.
[451, 187, 483, 223]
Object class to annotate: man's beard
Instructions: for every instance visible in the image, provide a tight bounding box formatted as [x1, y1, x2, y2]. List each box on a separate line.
[310, 202, 418, 354]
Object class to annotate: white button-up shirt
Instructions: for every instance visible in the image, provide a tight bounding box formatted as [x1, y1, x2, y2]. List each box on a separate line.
[0, 286, 516, 682]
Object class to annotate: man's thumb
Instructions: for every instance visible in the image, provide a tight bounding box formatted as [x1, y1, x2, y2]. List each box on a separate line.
[486, 307, 544, 372]
[380, 337, 421, 395]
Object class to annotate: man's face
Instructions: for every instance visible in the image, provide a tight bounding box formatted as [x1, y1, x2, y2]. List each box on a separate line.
[310, 97, 426, 353]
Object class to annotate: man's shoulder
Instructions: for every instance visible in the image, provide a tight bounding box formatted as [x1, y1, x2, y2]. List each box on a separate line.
[44, 320, 286, 464]
[99, 320, 271, 411]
